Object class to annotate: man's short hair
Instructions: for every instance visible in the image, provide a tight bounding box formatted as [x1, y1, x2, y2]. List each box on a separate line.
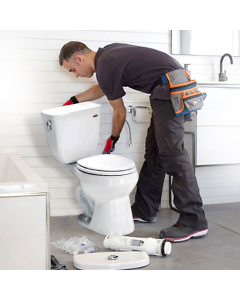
[59, 41, 91, 65]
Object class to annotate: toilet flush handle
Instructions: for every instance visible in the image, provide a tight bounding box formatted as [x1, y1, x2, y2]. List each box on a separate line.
[46, 120, 52, 131]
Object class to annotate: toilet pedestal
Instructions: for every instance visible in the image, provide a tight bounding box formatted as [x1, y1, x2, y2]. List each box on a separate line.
[77, 196, 135, 236]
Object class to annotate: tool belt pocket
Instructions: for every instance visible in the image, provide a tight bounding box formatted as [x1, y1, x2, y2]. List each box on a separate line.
[162, 69, 206, 116]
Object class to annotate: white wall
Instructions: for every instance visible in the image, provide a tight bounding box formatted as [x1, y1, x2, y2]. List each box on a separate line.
[0, 30, 240, 215]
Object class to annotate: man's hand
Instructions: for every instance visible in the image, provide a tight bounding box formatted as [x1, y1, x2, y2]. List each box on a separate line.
[102, 135, 120, 154]
[62, 85, 105, 106]
[62, 96, 79, 106]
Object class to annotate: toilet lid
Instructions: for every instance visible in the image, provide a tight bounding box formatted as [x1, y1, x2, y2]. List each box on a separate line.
[73, 251, 150, 270]
[77, 154, 137, 176]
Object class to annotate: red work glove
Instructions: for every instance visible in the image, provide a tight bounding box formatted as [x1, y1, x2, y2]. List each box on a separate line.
[62, 96, 79, 106]
[102, 135, 120, 154]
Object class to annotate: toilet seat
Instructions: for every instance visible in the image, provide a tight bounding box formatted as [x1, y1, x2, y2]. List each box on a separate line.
[77, 154, 137, 176]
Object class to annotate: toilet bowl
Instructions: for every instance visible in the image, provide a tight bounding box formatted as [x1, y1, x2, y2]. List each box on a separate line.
[70, 154, 138, 236]
[41, 102, 138, 236]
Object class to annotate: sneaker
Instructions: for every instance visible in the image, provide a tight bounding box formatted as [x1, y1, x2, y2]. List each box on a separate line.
[159, 222, 208, 243]
[133, 215, 157, 223]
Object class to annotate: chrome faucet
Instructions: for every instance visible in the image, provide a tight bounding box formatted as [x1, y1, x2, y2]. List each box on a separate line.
[219, 53, 233, 81]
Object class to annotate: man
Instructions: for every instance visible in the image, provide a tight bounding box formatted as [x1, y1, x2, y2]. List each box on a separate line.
[59, 41, 208, 242]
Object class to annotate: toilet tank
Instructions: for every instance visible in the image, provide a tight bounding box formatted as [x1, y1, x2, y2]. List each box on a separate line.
[41, 103, 101, 164]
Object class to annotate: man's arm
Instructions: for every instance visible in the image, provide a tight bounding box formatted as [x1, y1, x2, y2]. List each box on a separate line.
[102, 98, 126, 154]
[63, 84, 105, 106]
[75, 84, 105, 103]
[109, 98, 126, 137]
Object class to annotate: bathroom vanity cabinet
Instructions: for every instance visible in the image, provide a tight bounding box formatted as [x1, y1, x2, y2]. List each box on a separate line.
[189, 83, 240, 205]
[0, 153, 50, 270]
[0, 194, 49, 270]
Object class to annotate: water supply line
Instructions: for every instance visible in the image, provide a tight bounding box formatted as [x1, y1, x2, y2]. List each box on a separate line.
[125, 119, 133, 146]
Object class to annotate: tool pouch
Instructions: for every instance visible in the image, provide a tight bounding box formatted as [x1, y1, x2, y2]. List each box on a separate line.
[161, 69, 206, 116]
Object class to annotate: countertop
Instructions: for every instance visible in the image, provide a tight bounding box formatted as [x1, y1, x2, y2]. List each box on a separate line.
[198, 82, 240, 88]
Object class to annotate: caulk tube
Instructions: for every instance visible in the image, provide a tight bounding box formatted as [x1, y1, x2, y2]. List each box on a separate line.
[103, 236, 172, 257]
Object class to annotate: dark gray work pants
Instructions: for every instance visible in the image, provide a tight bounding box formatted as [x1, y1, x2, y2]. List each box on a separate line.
[132, 98, 208, 230]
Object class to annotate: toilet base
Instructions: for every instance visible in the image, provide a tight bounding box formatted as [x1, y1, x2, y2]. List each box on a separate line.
[77, 196, 135, 236]
[73, 251, 150, 270]
[77, 213, 91, 226]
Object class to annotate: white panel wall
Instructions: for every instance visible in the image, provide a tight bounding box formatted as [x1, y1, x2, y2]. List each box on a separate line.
[196, 165, 240, 205]
[1, 30, 240, 215]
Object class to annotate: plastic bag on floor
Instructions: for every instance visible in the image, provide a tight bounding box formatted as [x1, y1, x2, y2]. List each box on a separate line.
[51, 236, 99, 255]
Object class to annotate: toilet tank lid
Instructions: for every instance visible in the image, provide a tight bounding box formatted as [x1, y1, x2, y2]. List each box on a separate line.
[77, 154, 136, 172]
[41, 102, 101, 118]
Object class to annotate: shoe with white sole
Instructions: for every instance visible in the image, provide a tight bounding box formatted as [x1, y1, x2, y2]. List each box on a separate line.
[133, 216, 157, 223]
[159, 222, 208, 243]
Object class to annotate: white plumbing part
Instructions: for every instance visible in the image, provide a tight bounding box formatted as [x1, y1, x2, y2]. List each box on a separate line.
[103, 236, 172, 257]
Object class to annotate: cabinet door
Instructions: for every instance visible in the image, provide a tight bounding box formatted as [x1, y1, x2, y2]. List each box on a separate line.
[0, 195, 46, 239]
[197, 88, 240, 165]
[0, 195, 48, 270]
[0, 236, 46, 270]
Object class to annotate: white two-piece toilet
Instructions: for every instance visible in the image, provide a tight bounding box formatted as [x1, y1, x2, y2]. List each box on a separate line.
[41, 102, 150, 269]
